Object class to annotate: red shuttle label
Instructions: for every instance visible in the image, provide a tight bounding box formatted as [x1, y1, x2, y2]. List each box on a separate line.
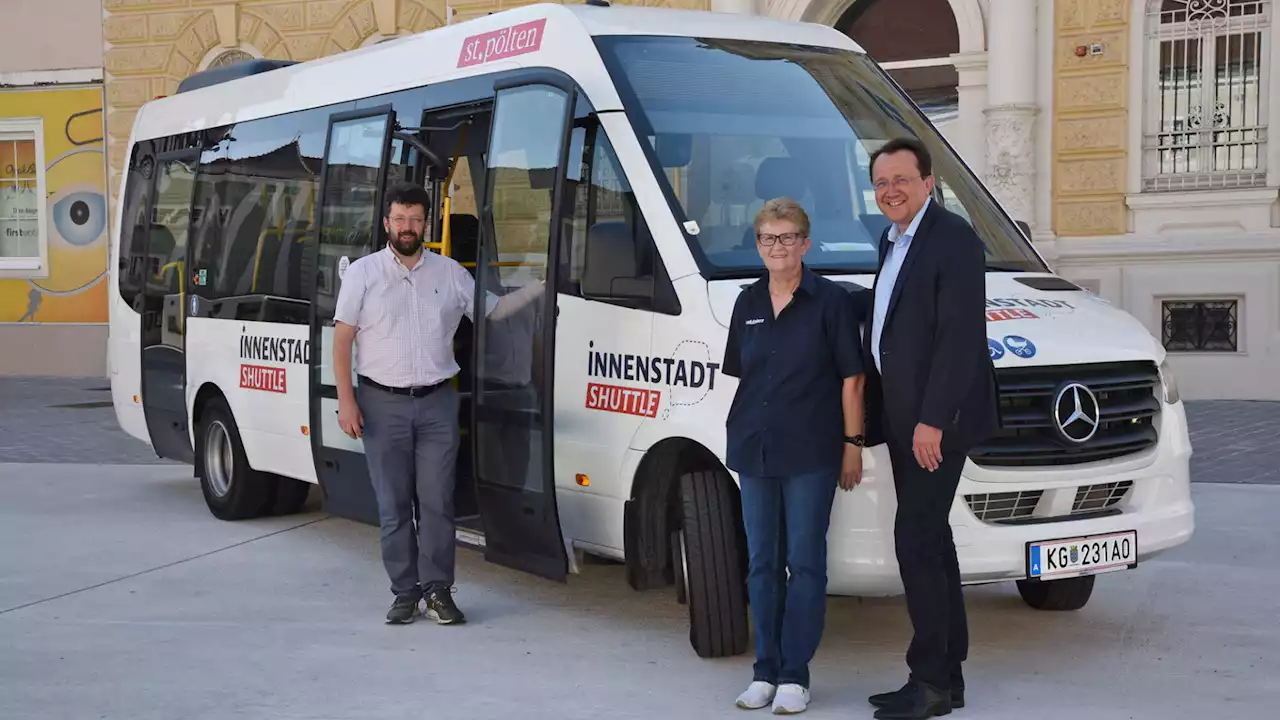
[458, 18, 546, 67]
[586, 382, 661, 418]
[240, 364, 287, 394]
[986, 308, 1039, 322]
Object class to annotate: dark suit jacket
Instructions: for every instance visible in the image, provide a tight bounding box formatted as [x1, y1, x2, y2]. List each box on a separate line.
[861, 200, 1000, 454]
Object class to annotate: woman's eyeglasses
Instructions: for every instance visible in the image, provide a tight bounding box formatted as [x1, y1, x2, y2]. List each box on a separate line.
[757, 232, 805, 246]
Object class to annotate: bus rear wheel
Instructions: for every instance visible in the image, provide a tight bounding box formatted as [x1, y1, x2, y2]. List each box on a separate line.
[1016, 575, 1095, 611]
[196, 397, 274, 520]
[676, 469, 749, 659]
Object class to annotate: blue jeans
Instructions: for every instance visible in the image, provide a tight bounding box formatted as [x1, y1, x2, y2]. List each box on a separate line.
[739, 470, 838, 688]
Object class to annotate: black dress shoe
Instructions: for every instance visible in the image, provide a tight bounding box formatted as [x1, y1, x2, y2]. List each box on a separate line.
[869, 681, 913, 708]
[872, 680, 952, 719]
[870, 680, 964, 710]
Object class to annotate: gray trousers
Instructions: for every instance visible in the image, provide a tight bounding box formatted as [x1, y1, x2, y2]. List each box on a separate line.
[356, 382, 460, 598]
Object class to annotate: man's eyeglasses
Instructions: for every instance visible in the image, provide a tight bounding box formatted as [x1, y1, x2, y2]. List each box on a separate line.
[388, 214, 426, 228]
[873, 176, 922, 192]
[757, 232, 805, 246]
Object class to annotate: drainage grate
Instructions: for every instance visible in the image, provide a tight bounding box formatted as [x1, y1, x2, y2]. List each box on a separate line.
[49, 401, 114, 409]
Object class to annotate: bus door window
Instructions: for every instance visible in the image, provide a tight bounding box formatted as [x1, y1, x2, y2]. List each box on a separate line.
[558, 112, 675, 314]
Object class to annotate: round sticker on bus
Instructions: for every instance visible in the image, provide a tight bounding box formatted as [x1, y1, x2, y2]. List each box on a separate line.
[338, 255, 350, 280]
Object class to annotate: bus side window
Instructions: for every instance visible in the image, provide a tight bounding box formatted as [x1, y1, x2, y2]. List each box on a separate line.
[561, 120, 678, 315]
[188, 113, 325, 324]
[117, 144, 154, 312]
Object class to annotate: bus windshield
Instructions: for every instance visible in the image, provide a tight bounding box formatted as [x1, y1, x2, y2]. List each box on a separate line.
[594, 35, 1048, 278]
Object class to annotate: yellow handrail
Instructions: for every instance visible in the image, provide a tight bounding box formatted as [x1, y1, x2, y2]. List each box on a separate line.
[424, 123, 471, 260]
[159, 259, 185, 334]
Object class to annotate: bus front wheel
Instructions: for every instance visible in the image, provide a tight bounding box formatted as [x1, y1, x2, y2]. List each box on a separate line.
[676, 469, 749, 659]
[195, 397, 275, 520]
[1016, 574, 1095, 611]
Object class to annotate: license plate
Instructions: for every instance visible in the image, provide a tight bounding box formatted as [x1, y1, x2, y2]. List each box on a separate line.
[1026, 530, 1137, 580]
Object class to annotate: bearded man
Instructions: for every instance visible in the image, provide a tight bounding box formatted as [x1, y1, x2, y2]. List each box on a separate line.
[332, 182, 541, 625]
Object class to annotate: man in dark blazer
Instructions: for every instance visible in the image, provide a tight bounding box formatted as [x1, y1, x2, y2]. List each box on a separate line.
[860, 137, 1000, 719]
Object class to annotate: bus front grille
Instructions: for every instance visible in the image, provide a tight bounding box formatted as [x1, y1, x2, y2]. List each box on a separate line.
[969, 361, 1161, 467]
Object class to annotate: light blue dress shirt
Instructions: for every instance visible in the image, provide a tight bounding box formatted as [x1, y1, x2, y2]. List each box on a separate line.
[871, 196, 931, 373]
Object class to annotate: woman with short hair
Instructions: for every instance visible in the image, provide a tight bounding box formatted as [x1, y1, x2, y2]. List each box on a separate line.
[721, 196, 868, 714]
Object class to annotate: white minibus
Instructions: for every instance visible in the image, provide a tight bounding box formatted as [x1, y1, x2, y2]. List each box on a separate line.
[108, 2, 1195, 658]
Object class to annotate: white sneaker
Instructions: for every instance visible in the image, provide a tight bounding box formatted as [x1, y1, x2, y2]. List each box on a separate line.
[771, 684, 810, 714]
[735, 681, 777, 709]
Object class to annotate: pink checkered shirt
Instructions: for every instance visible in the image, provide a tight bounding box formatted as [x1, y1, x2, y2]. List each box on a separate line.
[334, 245, 498, 388]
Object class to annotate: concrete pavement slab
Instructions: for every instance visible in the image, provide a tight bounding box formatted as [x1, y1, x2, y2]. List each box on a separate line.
[2, 462, 1278, 720]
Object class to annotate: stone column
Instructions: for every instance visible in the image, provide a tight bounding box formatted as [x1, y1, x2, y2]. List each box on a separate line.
[951, 50, 989, 180]
[984, 0, 1039, 230]
[711, 0, 762, 14]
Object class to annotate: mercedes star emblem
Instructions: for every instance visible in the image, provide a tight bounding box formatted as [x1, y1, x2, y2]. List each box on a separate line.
[1054, 382, 1100, 443]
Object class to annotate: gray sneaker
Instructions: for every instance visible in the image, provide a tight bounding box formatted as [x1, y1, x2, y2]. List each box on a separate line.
[385, 593, 420, 624]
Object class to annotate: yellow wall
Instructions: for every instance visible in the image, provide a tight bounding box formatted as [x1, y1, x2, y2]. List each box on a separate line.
[1052, 0, 1131, 237]
[0, 86, 108, 323]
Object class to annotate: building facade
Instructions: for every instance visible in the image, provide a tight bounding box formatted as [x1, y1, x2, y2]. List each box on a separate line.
[767, 0, 1279, 401]
[2, 0, 1271, 399]
[0, 0, 108, 376]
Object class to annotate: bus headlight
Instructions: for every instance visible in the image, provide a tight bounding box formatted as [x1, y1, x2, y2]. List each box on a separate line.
[1159, 357, 1180, 405]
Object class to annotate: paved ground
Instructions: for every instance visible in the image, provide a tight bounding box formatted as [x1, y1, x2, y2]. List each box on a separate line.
[0, 376, 176, 465]
[1184, 400, 1280, 485]
[2, 376, 1276, 483]
[1, 463, 1277, 719]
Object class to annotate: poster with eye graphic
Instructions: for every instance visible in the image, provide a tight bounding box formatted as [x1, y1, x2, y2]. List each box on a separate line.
[0, 86, 107, 324]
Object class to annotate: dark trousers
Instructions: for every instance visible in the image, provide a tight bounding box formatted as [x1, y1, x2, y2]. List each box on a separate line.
[739, 470, 839, 688]
[357, 382, 460, 599]
[887, 440, 969, 691]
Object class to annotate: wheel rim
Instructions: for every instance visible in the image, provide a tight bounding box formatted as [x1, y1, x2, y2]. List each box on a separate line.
[204, 420, 234, 498]
[674, 529, 689, 604]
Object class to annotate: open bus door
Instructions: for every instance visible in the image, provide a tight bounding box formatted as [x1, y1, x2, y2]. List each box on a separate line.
[308, 106, 397, 525]
[468, 82, 571, 582]
[140, 148, 201, 464]
[307, 85, 570, 583]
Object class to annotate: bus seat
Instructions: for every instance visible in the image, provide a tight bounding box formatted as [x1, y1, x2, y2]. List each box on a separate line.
[859, 213, 891, 243]
[742, 157, 809, 248]
[755, 156, 809, 203]
[449, 213, 480, 266]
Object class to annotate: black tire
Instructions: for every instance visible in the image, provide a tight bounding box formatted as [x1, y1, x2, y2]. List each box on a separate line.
[195, 397, 274, 521]
[1016, 574, 1096, 611]
[677, 469, 749, 658]
[267, 475, 313, 516]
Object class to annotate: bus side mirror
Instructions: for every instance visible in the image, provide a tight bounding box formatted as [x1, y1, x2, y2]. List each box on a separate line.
[1015, 219, 1031, 238]
[581, 221, 651, 300]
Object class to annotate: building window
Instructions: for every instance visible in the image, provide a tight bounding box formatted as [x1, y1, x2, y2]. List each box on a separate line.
[0, 118, 47, 276]
[1161, 298, 1239, 351]
[1144, 0, 1271, 191]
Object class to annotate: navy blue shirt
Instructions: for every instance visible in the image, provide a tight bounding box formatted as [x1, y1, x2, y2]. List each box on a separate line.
[722, 267, 865, 478]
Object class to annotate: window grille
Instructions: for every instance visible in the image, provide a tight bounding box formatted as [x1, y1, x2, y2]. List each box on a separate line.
[1143, 0, 1271, 191]
[1161, 299, 1239, 351]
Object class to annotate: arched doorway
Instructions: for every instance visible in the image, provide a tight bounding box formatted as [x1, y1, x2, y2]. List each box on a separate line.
[837, 0, 960, 128]
[818, 0, 988, 175]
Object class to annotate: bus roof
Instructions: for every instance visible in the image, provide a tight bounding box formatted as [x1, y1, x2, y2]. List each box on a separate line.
[129, 2, 864, 142]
